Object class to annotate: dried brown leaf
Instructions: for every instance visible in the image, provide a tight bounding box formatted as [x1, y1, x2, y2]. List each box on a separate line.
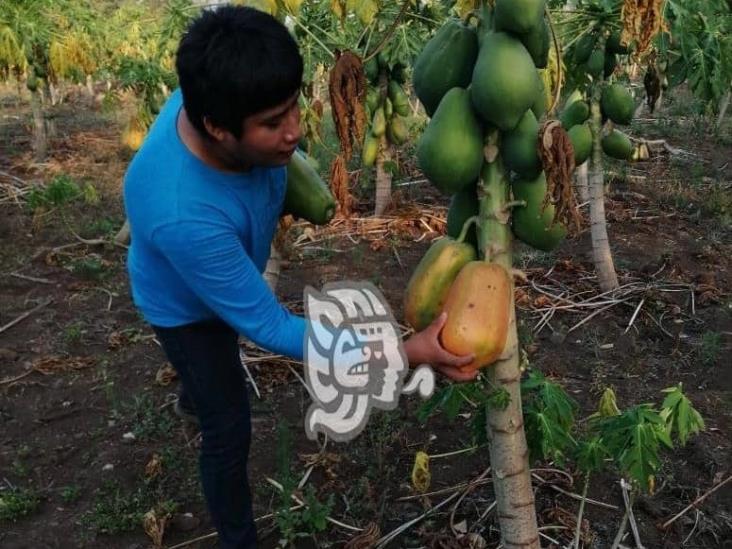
[329, 154, 353, 218]
[145, 453, 163, 480]
[328, 51, 367, 161]
[155, 362, 177, 386]
[344, 522, 381, 549]
[538, 120, 582, 234]
[621, 0, 667, 57]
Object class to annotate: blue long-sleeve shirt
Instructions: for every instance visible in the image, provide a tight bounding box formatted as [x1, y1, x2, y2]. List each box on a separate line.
[123, 89, 306, 360]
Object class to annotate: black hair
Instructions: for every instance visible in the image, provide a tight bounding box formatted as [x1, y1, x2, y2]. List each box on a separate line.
[176, 6, 303, 139]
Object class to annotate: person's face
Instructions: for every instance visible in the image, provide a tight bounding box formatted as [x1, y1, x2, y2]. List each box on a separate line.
[207, 90, 302, 170]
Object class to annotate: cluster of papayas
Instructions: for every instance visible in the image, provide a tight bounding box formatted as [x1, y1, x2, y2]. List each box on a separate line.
[407, 0, 566, 372]
[362, 54, 410, 167]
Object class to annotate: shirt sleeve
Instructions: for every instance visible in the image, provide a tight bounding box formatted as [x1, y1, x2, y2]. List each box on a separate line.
[152, 219, 306, 360]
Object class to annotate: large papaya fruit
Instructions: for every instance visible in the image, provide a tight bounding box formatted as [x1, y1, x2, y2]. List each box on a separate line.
[413, 19, 479, 117]
[600, 84, 634, 125]
[440, 261, 512, 372]
[511, 172, 566, 251]
[417, 87, 484, 195]
[362, 133, 379, 167]
[371, 107, 386, 136]
[585, 47, 604, 77]
[387, 115, 408, 145]
[470, 32, 541, 131]
[494, 0, 545, 35]
[572, 33, 596, 64]
[404, 224, 477, 331]
[446, 184, 479, 249]
[500, 109, 542, 180]
[283, 150, 336, 225]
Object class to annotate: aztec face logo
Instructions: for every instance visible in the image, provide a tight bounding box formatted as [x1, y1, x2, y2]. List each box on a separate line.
[303, 282, 435, 442]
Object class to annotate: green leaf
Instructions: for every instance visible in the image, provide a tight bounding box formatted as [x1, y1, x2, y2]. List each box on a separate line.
[661, 384, 705, 446]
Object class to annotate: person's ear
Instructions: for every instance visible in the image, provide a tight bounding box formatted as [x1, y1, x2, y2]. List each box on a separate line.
[203, 117, 228, 143]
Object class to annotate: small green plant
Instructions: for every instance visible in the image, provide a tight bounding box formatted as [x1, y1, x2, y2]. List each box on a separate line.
[272, 422, 334, 547]
[83, 217, 118, 238]
[82, 481, 150, 534]
[125, 393, 176, 441]
[68, 256, 110, 281]
[27, 174, 82, 212]
[60, 485, 82, 504]
[698, 331, 722, 366]
[63, 321, 85, 346]
[0, 487, 40, 522]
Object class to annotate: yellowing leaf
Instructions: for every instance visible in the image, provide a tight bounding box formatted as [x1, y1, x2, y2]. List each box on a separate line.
[280, 0, 303, 14]
[348, 0, 378, 25]
[331, 0, 346, 20]
[594, 388, 621, 418]
[411, 451, 431, 493]
[454, 0, 480, 19]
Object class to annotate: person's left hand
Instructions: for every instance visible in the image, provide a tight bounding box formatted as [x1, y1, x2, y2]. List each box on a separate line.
[403, 312, 478, 382]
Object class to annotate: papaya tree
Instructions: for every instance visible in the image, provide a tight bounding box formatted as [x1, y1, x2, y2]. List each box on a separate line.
[404, 0, 587, 544]
[658, 0, 732, 127]
[555, 0, 668, 292]
[0, 0, 102, 161]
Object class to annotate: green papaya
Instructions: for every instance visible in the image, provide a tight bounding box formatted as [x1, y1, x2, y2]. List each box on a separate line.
[494, 0, 545, 35]
[531, 78, 547, 119]
[371, 107, 386, 137]
[511, 172, 566, 252]
[564, 89, 584, 107]
[365, 57, 380, 84]
[284, 150, 336, 225]
[601, 129, 633, 160]
[387, 115, 408, 145]
[559, 100, 590, 130]
[586, 47, 604, 77]
[470, 32, 541, 131]
[600, 83, 634, 125]
[446, 184, 479, 248]
[388, 80, 411, 117]
[362, 133, 379, 167]
[568, 123, 592, 165]
[417, 87, 484, 195]
[501, 109, 542, 180]
[384, 97, 393, 119]
[377, 50, 389, 69]
[573, 33, 596, 64]
[366, 88, 380, 112]
[604, 52, 617, 78]
[606, 31, 628, 55]
[404, 231, 477, 331]
[520, 18, 550, 69]
[413, 19, 479, 116]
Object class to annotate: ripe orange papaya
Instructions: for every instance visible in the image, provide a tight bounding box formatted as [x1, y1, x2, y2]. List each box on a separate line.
[440, 261, 511, 372]
[404, 220, 477, 331]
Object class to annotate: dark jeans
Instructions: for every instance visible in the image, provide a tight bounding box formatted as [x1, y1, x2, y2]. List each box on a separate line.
[153, 319, 257, 549]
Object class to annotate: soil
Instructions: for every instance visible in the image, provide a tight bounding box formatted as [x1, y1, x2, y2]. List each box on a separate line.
[1, 86, 730, 549]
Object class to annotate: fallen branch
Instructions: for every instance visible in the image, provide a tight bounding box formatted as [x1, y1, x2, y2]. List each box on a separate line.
[0, 298, 53, 335]
[660, 474, 732, 530]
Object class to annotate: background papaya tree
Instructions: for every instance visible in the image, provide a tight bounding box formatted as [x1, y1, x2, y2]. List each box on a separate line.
[554, 0, 667, 292]
[658, 0, 732, 128]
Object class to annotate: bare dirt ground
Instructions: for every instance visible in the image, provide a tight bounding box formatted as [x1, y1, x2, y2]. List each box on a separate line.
[1, 87, 730, 548]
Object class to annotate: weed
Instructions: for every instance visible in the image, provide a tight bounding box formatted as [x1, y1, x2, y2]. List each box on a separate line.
[63, 321, 86, 346]
[82, 217, 118, 238]
[0, 487, 40, 522]
[698, 331, 721, 367]
[68, 256, 111, 281]
[60, 485, 82, 504]
[27, 174, 82, 212]
[82, 480, 150, 534]
[124, 393, 177, 441]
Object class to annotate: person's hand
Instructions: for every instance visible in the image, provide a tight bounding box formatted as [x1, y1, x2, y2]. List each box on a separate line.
[403, 312, 478, 382]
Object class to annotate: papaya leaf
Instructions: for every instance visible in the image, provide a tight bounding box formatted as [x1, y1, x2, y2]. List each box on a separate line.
[575, 436, 609, 474]
[661, 384, 705, 446]
[416, 385, 455, 422]
[590, 387, 621, 418]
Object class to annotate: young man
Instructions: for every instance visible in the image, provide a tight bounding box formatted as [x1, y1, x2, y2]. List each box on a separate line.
[123, 6, 474, 548]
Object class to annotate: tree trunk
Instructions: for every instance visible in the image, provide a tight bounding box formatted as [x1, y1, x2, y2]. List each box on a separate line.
[374, 137, 392, 216]
[30, 87, 48, 162]
[575, 161, 589, 204]
[477, 138, 540, 549]
[263, 243, 282, 292]
[588, 97, 619, 292]
[115, 219, 131, 245]
[716, 88, 731, 129]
